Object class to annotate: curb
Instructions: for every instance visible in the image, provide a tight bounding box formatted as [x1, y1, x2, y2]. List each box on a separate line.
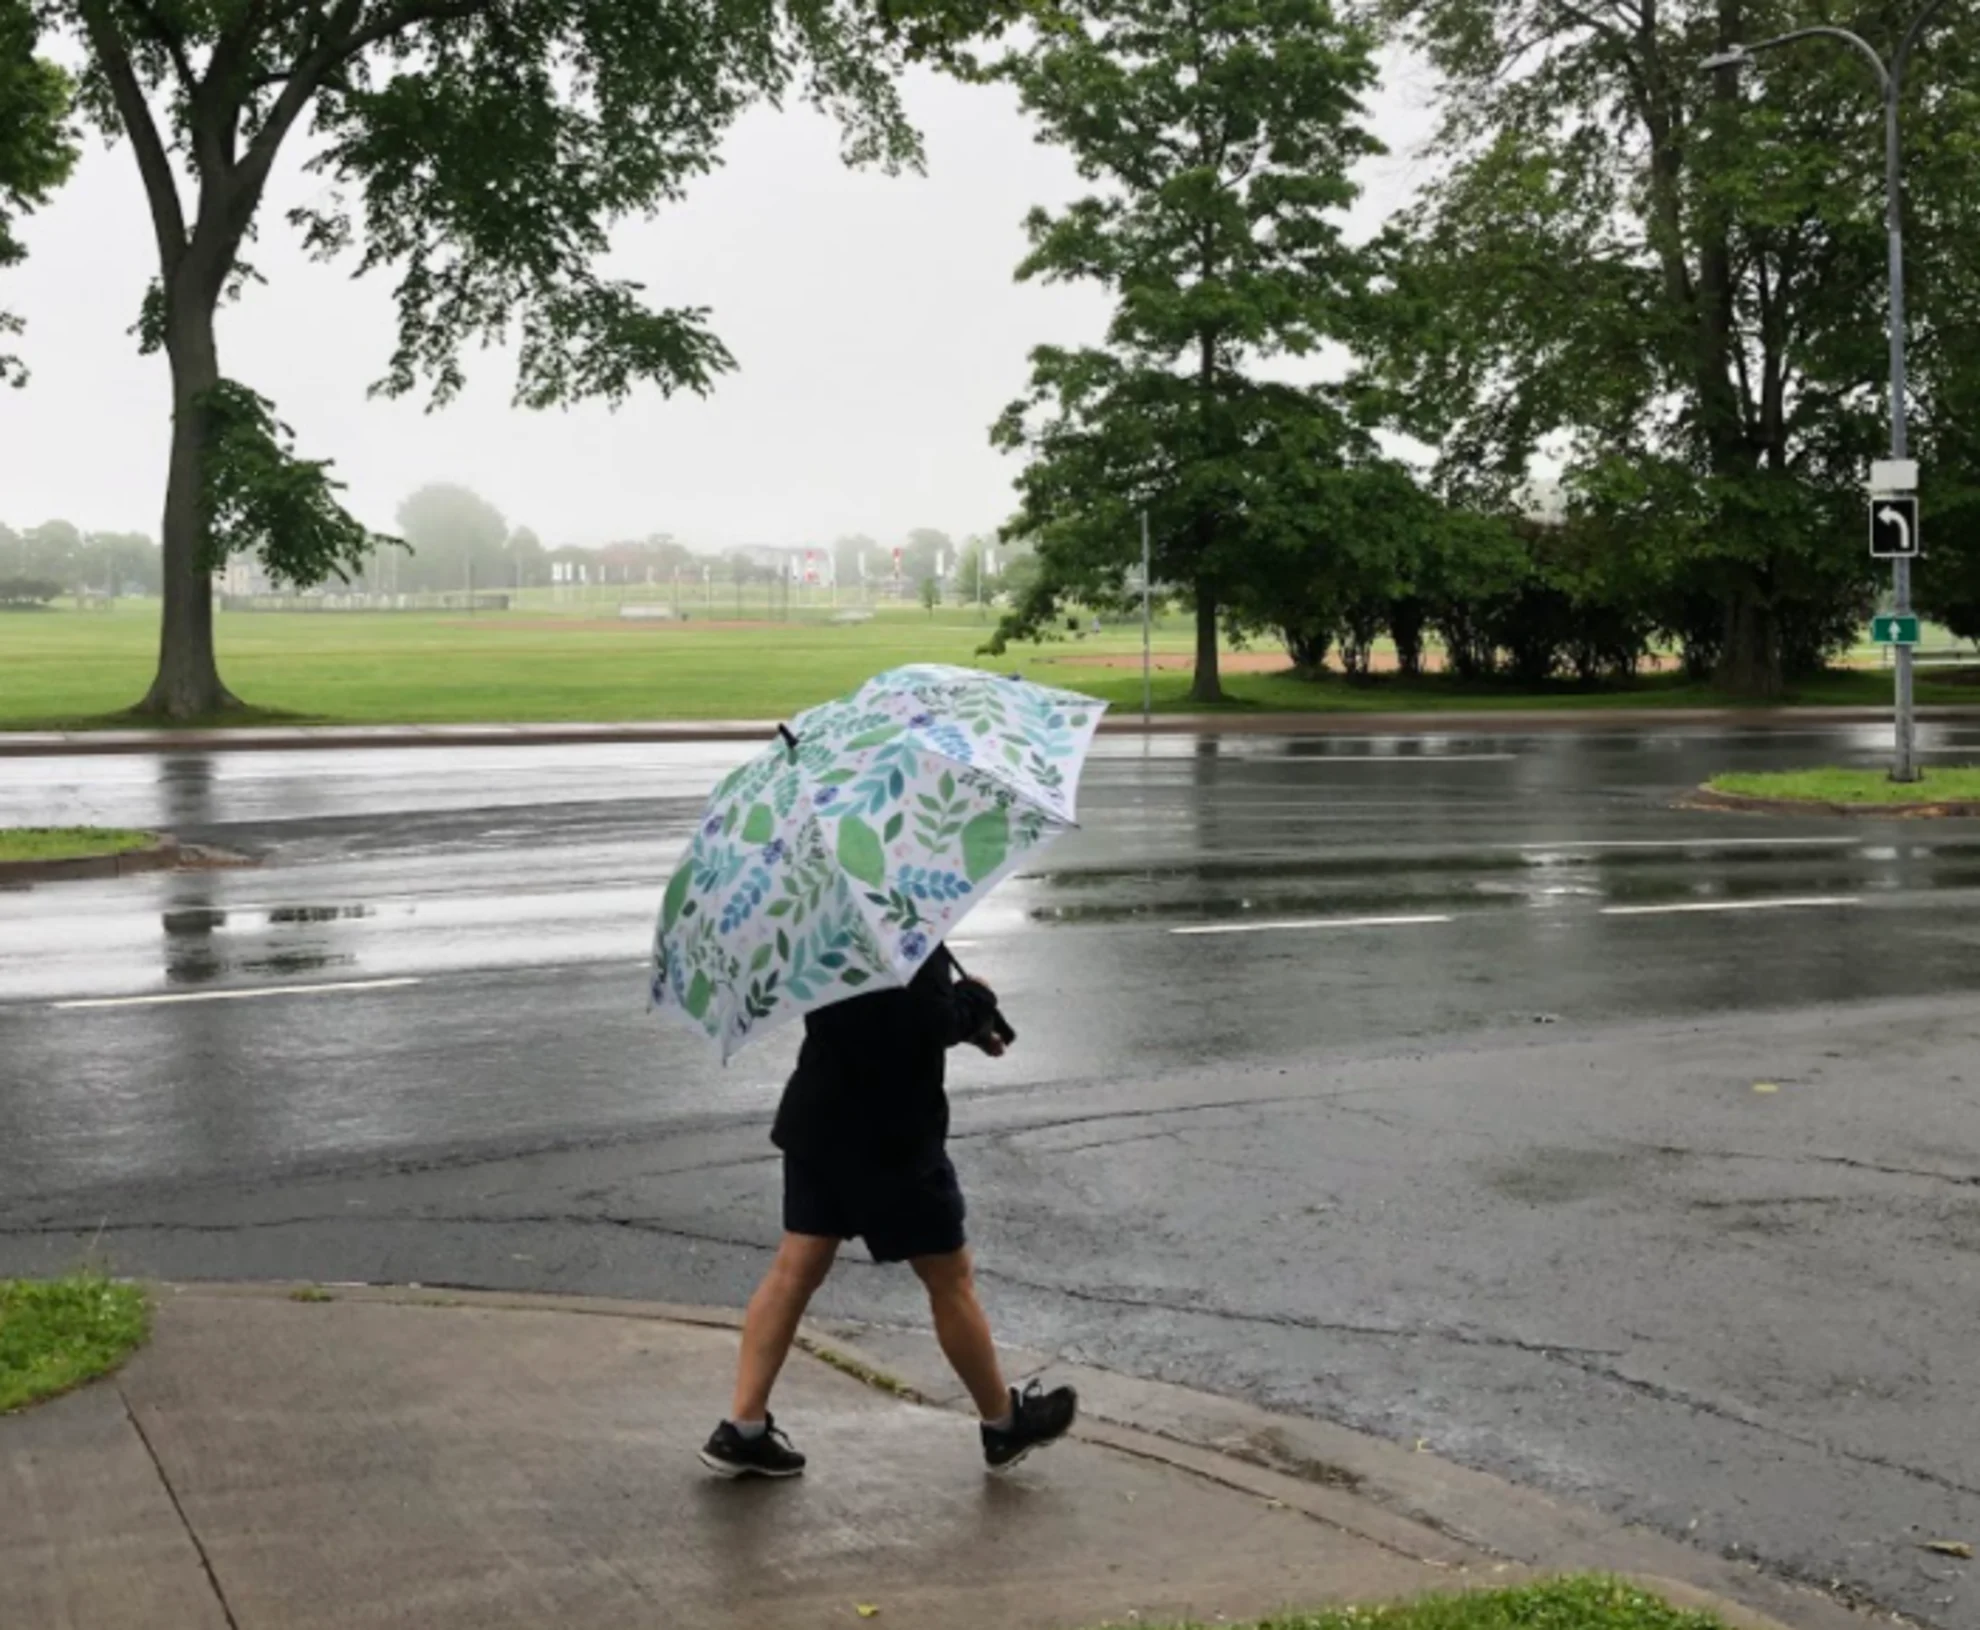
[1689, 786, 1980, 819]
[156, 1281, 1868, 1630]
[0, 836, 179, 885]
[804, 1321, 1872, 1630]
[4, 704, 1980, 757]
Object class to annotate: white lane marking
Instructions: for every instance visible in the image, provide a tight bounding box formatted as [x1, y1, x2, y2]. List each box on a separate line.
[1600, 896, 1859, 918]
[55, 977, 424, 1011]
[1103, 758, 1519, 778]
[1173, 914, 1454, 937]
[1516, 837, 1855, 852]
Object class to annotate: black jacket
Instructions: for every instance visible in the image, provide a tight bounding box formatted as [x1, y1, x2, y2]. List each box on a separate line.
[771, 947, 998, 1169]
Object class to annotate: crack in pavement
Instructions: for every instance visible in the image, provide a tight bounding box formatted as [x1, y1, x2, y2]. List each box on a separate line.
[978, 1268, 1628, 1361]
[1648, 1143, 1980, 1190]
[1552, 1353, 1980, 1503]
[119, 1384, 242, 1630]
[988, 1268, 1980, 1510]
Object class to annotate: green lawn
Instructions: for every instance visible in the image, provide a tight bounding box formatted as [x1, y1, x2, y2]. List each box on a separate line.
[0, 1276, 151, 1413]
[2, 600, 1974, 730]
[1111, 1577, 1728, 1630]
[1711, 766, 1980, 806]
[0, 827, 154, 863]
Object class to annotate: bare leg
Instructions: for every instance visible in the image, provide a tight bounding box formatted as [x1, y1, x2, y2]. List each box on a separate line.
[731, 1233, 839, 1421]
[911, 1247, 1010, 1420]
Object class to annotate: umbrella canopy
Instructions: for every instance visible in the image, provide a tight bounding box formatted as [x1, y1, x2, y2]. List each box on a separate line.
[651, 665, 1106, 1059]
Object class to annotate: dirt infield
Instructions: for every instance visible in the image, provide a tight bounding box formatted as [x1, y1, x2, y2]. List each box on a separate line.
[1054, 650, 1296, 674]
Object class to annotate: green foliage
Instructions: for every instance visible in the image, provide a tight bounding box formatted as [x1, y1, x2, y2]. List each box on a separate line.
[1361, 0, 1980, 695]
[920, 574, 942, 612]
[0, 1275, 151, 1413]
[989, 0, 1384, 701]
[1109, 1574, 1730, 1629]
[0, 575, 62, 606]
[199, 381, 381, 587]
[0, 523, 162, 596]
[0, 0, 76, 386]
[1233, 459, 1437, 675]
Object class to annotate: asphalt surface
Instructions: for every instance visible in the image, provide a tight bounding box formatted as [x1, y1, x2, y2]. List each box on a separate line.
[3, 724, 1979, 1626]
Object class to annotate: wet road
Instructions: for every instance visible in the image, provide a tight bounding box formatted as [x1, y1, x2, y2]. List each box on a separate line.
[3, 726, 1979, 1626]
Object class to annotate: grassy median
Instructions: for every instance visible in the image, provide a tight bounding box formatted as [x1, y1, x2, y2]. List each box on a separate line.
[1131, 1577, 1728, 1629]
[1710, 767, 1980, 806]
[0, 1276, 152, 1413]
[0, 827, 154, 864]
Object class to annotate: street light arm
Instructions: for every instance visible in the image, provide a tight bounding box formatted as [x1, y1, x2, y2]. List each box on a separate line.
[1732, 25, 1892, 90]
[1895, 0, 1957, 87]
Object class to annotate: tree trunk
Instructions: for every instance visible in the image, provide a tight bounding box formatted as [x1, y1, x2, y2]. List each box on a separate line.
[1715, 592, 1782, 699]
[1189, 582, 1224, 704]
[138, 285, 238, 719]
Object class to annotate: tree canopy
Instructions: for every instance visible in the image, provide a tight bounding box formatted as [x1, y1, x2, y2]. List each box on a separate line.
[27, 0, 1027, 716]
[1362, 0, 1980, 694]
[988, 0, 1384, 701]
[0, 0, 76, 386]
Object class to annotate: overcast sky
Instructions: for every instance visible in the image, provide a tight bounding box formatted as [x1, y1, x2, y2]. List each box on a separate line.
[1, 53, 1439, 552]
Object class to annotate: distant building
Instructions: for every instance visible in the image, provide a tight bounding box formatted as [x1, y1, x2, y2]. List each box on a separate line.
[729, 545, 833, 585]
[215, 556, 276, 597]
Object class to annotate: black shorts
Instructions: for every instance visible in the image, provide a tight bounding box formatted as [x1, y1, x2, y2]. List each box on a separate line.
[782, 1152, 967, 1265]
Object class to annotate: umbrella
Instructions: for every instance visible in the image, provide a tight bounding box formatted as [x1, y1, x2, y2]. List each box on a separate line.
[651, 664, 1106, 1059]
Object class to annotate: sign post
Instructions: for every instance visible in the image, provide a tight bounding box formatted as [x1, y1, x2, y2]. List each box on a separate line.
[1870, 476, 1923, 781]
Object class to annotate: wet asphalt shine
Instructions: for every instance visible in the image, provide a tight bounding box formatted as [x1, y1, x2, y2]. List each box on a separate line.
[4, 723, 1979, 1626]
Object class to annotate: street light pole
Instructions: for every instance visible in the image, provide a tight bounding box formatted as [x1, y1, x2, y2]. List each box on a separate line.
[1703, 0, 1949, 782]
[1140, 510, 1153, 726]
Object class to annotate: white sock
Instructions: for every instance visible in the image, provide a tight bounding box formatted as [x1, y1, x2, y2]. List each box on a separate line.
[984, 1409, 1015, 1434]
[729, 1418, 768, 1440]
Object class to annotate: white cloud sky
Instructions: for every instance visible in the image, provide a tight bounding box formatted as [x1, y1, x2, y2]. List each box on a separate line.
[0, 52, 1439, 551]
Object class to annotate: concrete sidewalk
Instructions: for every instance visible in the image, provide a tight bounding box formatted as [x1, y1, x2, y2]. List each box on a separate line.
[2, 705, 1972, 757]
[1, 1286, 1857, 1630]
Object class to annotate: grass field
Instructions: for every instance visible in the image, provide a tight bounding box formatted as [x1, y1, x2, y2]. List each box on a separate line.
[1, 601, 1972, 730]
[1711, 767, 1980, 805]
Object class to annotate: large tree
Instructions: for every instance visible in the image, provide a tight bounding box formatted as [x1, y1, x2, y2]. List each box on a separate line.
[1, 0, 76, 385]
[988, 0, 1382, 702]
[395, 482, 506, 592]
[33, 0, 1016, 718]
[1365, 0, 1980, 696]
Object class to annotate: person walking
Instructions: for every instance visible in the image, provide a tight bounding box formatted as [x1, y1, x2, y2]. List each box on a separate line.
[700, 946, 1078, 1478]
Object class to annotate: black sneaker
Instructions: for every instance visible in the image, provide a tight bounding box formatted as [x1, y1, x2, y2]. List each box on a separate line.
[699, 1416, 806, 1479]
[982, 1380, 1079, 1471]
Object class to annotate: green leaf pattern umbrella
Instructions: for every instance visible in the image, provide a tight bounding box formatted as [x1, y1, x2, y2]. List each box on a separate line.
[651, 665, 1106, 1059]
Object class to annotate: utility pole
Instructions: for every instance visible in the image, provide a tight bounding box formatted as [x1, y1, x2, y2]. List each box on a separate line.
[1703, 0, 1949, 781]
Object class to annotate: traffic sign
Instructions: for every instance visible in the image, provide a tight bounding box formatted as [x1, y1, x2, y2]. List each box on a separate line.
[1870, 459, 1919, 494]
[1873, 614, 1921, 646]
[1871, 496, 1921, 559]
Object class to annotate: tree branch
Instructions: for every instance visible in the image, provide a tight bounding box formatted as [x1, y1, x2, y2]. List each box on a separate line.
[121, 0, 197, 90]
[75, 0, 188, 274]
[331, 0, 490, 67]
[234, 0, 489, 211]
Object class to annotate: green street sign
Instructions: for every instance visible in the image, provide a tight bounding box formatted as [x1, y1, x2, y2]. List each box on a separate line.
[1873, 614, 1921, 646]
